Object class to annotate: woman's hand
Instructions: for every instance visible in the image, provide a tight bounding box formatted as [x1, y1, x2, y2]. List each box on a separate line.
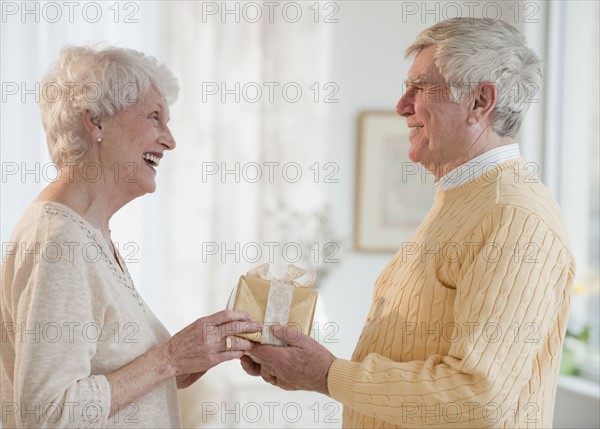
[175, 371, 206, 389]
[161, 310, 260, 378]
[106, 310, 260, 416]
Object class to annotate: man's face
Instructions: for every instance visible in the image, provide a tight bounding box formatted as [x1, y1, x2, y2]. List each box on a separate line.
[396, 46, 474, 177]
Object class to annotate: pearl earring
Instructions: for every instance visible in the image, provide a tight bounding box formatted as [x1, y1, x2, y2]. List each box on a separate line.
[96, 137, 103, 143]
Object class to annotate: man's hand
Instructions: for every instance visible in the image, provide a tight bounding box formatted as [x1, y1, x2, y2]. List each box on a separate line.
[240, 325, 336, 395]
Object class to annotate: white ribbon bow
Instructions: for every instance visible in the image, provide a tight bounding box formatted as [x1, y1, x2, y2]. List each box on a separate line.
[246, 263, 315, 345]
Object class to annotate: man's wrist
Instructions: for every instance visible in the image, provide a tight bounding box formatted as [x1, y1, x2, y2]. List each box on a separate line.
[319, 356, 337, 395]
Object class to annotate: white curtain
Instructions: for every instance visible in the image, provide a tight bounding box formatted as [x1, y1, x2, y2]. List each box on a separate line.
[162, 4, 335, 426]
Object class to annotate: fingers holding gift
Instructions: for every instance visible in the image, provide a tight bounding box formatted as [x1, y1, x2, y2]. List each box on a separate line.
[240, 346, 297, 391]
[220, 318, 263, 339]
[240, 354, 262, 377]
[260, 365, 278, 385]
[222, 336, 255, 354]
[207, 309, 252, 325]
[249, 359, 296, 391]
[267, 323, 304, 345]
[261, 367, 297, 391]
[161, 310, 261, 376]
[199, 310, 261, 345]
[200, 312, 260, 357]
[219, 319, 262, 354]
[251, 325, 337, 394]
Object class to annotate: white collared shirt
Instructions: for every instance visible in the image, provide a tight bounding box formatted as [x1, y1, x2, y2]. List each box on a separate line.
[435, 144, 521, 191]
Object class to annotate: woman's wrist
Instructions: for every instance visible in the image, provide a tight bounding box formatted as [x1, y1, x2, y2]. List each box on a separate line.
[158, 341, 179, 379]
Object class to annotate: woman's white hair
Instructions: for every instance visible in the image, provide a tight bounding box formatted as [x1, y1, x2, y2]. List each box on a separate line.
[39, 45, 179, 166]
[406, 18, 541, 138]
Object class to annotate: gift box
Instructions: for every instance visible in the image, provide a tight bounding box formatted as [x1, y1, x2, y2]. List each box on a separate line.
[229, 264, 318, 345]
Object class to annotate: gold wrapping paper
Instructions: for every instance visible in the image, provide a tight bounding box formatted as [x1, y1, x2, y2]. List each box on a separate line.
[232, 275, 318, 344]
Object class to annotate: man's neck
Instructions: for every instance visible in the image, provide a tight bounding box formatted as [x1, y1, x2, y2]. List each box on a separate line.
[435, 143, 521, 190]
[433, 133, 514, 180]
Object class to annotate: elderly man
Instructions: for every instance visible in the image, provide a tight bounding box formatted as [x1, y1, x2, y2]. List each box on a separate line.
[242, 18, 575, 428]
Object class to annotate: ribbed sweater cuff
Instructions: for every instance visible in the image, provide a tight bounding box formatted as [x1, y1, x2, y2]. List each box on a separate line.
[327, 358, 360, 405]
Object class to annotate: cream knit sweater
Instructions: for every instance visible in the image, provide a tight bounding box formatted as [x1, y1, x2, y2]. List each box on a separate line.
[328, 159, 575, 428]
[1, 201, 182, 428]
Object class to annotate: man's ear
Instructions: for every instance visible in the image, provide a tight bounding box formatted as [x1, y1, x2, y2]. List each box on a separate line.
[82, 110, 102, 140]
[468, 82, 497, 125]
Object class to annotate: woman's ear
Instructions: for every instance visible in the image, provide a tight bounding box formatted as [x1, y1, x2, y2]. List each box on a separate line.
[468, 82, 497, 125]
[82, 110, 102, 141]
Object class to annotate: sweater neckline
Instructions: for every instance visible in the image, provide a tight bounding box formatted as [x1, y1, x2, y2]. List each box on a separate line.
[32, 200, 146, 310]
[32, 200, 104, 235]
[32, 200, 112, 252]
[435, 158, 523, 200]
[32, 200, 126, 275]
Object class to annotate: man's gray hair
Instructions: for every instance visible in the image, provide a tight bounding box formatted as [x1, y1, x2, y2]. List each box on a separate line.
[406, 18, 541, 138]
[39, 45, 179, 166]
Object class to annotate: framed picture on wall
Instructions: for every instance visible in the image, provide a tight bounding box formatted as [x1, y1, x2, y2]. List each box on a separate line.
[354, 111, 436, 252]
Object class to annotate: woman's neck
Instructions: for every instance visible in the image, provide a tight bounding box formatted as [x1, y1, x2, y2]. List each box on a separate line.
[37, 165, 130, 241]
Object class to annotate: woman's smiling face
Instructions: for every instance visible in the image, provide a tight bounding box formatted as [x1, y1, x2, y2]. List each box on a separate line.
[99, 86, 176, 197]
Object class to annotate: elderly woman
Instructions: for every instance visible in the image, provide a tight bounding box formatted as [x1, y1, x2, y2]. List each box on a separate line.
[1, 46, 257, 427]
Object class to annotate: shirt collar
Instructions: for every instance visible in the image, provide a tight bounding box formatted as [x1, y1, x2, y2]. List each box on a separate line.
[436, 144, 521, 191]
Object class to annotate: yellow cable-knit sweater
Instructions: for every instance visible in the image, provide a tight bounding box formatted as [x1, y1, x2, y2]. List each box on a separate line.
[328, 159, 575, 428]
